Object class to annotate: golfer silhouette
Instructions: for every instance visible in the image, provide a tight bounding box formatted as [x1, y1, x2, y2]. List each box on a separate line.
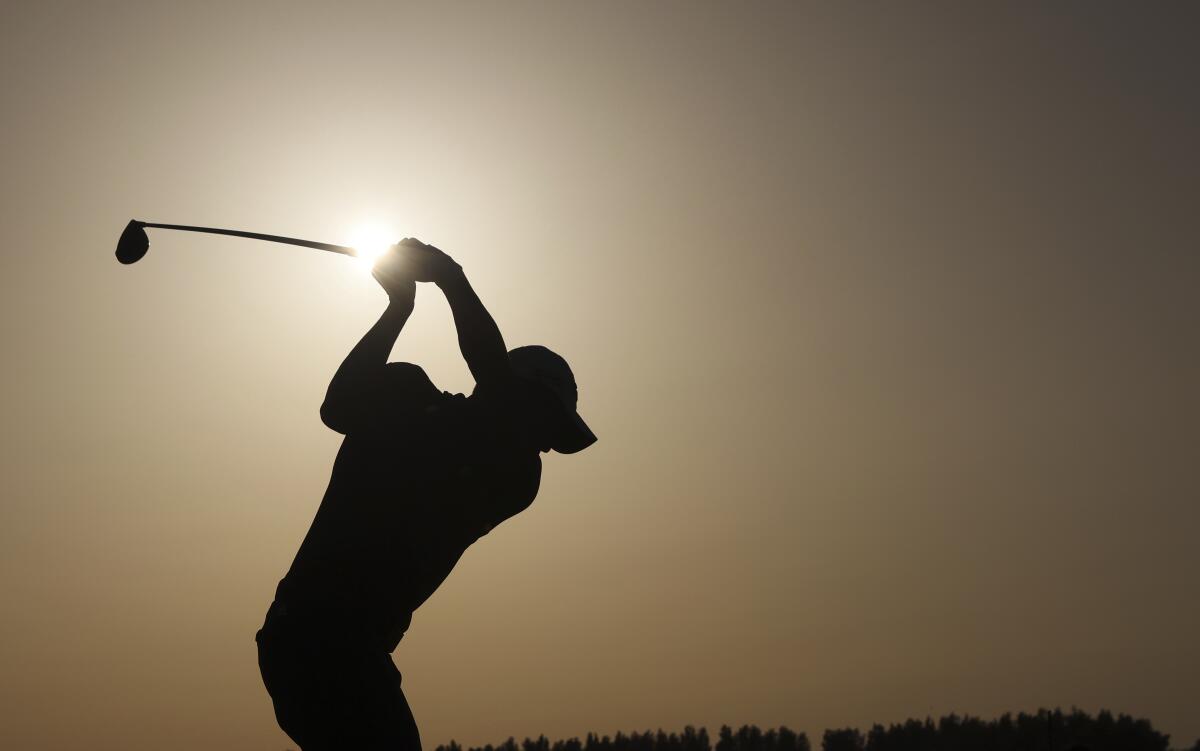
[255, 238, 596, 750]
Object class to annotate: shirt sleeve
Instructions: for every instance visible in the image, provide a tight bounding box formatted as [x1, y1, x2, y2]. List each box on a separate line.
[340, 362, 444, 435]
[380, 362, 442, 408]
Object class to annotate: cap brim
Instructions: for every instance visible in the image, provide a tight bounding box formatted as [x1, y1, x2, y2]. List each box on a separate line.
[552, 410, 597, 454]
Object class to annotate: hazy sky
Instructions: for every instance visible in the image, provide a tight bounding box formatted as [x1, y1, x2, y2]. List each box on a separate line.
[2, 2, 1197, 749]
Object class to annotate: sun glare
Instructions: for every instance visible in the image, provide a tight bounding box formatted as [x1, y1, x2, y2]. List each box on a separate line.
[348, 224, 398, 273]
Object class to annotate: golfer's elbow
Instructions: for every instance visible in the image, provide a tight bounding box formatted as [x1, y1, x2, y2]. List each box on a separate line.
[319, 400, 353, 434]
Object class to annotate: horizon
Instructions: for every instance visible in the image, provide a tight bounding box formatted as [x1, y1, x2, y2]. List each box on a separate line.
[429, 710, 1184, 751]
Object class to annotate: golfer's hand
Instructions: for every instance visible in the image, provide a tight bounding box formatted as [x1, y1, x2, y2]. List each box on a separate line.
[372, 251, 417, 307]
[397, 238, 461, 285]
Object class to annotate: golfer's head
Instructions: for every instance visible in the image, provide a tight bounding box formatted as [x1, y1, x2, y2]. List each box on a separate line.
[508, 345, 596, 454]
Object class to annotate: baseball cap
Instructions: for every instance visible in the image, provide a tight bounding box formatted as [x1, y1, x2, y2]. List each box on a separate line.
[507, 345, 597, 454]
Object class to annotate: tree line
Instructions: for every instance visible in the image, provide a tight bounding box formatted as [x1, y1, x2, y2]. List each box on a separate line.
[434, 708, 1197, 751]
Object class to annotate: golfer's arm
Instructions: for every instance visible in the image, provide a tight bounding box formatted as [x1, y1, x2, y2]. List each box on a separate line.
[437, 268, 511, 385]
[320, 300, 413, 432]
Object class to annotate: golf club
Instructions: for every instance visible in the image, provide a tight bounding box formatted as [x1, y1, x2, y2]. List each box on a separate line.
[115, 220, 358, 265]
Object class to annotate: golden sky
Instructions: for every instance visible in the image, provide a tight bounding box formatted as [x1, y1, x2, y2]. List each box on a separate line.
[2, 2, 1198, 749]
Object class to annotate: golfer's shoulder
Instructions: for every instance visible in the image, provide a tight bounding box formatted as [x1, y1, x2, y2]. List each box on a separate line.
[468, 370, 524, 401]
[463, 373, 535, 428]
[381, 362, 442, 404]
[384, 361, 432, 379]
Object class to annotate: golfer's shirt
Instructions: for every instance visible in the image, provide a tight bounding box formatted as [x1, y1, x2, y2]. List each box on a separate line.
[278, 362, 542, 651]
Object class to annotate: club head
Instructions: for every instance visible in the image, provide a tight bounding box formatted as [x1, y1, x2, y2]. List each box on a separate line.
[116, 220, 149, 264]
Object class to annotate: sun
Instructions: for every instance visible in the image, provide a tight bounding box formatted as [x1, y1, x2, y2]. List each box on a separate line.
[347, 223, 399, 272]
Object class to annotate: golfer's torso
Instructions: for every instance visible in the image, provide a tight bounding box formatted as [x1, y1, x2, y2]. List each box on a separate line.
[281, 387, 541, 636]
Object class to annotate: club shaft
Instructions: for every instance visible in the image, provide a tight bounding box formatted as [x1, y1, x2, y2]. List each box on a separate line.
[140, 222, 358, 256]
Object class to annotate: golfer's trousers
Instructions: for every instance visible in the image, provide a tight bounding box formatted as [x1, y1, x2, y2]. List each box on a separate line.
[256, 601, 421, 751]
